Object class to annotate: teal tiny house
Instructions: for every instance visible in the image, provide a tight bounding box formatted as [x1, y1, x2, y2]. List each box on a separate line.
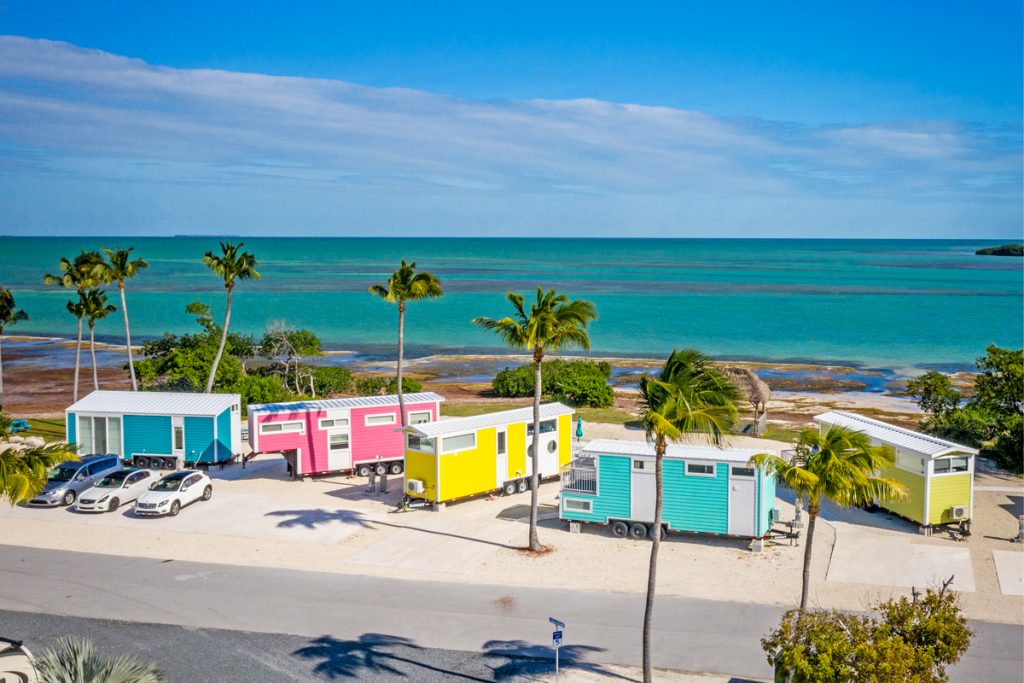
[66, 390, 241, 469]
[560, 439, 776, 539]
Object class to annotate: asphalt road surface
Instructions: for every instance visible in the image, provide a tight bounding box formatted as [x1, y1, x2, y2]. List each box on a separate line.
[0, 545, 1019, 681]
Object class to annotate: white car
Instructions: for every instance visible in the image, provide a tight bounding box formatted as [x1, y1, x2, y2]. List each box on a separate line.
[134, 470, 213, 517]
[77, 468, 158, 513]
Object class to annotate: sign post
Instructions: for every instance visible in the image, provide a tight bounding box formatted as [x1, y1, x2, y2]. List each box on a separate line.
[549, 617, 565, 682]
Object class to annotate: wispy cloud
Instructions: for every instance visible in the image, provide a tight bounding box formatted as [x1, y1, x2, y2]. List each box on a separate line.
[0, 36, 1019, 236]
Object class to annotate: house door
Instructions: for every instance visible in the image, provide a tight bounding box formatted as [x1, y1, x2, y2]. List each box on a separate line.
[495, 429, 508, 487]
[171, 416, 185, 457]
[630, 459, 656, 522]
[728, 471, 756, 536]
[326, 430, 352, 472]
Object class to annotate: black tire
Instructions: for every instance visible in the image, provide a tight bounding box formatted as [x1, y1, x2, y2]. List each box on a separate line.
[169, 500, 180, 517]
[356, 464, 371, 478]
[503, 481, 517, 496]
[650, 524, 666, 540]
[388, 462, 404, 475]
[516, 479, 528, 493]
[135, 457, 149, 468]
[62, 490, 76, 507]
[611, 521, 629, 538]
[202, 485, 213, 501]
[374, 463, 388, 476]
[164, 458, 177, 470]
[108, 498, 119, 513]
[629, 522, 648, 540]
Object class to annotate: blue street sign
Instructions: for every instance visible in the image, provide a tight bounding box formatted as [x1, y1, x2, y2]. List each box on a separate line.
[552, 630, 563, 648]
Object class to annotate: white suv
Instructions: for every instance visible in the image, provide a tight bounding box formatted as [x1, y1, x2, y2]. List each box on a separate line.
[77, 468, 157, 513]
[134, 470, 213, 517]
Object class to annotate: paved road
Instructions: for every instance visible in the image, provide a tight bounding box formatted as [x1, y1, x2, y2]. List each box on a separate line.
[0, 546, 1019, 681]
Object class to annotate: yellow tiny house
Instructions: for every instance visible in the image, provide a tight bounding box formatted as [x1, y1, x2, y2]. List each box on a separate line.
[403, 403, 575, 506]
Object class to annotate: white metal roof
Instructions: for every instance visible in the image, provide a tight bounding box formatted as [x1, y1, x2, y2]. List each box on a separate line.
[406, 402, 575, 438]
[249, 392, 445, 414]
[582, 438, 773, 464]
[67, 390, 239, 417]
[814, 411, 978, 457]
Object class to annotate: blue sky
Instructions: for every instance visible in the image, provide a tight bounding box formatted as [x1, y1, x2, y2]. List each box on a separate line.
[0, 1, 1021, 237]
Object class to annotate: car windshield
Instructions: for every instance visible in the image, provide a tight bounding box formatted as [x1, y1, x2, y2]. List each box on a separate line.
[48, 467, 78, 482]
[150, 477, 184, 492]
[96, 472, 129, 488]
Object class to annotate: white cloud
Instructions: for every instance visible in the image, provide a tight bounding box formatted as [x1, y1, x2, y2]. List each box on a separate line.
[0, 35, 1019, 236]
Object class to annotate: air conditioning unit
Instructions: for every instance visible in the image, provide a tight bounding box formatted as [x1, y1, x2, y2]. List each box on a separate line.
[949, 505, 969, 520]
[406, 479, 425, 494]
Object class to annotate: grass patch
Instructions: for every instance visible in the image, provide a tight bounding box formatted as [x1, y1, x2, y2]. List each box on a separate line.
[758, 425, 802, 444]
[574, 406, 637, 426]
[22, 417, 67, 441]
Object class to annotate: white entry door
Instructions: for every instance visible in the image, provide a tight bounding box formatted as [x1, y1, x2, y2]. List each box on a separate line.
[728, 470, 756, 536]
[495, 429, 508, 487]
[326, 431, 352, 471]
[630, 459, 656, 522]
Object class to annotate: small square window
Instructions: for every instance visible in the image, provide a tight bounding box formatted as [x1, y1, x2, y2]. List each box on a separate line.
[408, 411, 432, 425]
[633, 460, 651, 470]
[731, 467, 755, 477]
[564, 498, 592, 513]
[686, 463, 715, 476]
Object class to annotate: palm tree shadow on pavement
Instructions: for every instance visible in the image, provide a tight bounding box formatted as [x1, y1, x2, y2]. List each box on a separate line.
[292, 634, 492, 681]
[481, 639, 630, 681]
[264, 508, 375, 530]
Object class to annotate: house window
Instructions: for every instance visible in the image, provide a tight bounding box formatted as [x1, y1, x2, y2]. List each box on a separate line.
[527, 419, 558, 436]
[108, 417, 122, 455]
[441, 433, 476, 453]
[364, 413, 397, 427]
[407, 434, 435, 454]
[934, 457, 969, 474]
[260, 421, 304, 435]
[319, 418, 350, 430]
[686, 463, 715, 476]
[563, 498, 592, 513]
[896, 451, 925, 473]
[173, 426, 184, 451]
[633, 460, 651, 471]
[329, 434, 350, 451]
[731, 467, 755, 477]
[408, 411, 432, 425]
[497, 430, 507, 455]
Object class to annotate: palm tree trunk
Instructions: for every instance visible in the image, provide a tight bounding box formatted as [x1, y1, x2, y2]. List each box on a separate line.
[527, 350, 542, 551]
[206, 286, 233, 393]
[119, 283, 137, 391]
[89, 322, 99, 390]
[642, 436, 665, 683]
[73, 317, 83, 403]
[397, 302, 406, 426]
[0, 326, 5, 413]
[800, 505, 819, 612]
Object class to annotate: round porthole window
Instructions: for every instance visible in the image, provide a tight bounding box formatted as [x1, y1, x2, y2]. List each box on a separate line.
[547, 441, 557, 453]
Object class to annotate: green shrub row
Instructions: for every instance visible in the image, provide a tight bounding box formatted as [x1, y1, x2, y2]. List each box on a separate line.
[492, 360, 614, 408]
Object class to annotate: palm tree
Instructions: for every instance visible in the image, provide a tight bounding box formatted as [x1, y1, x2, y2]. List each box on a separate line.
[473, 287, 597, 551]
[44, 251, 103, 403]
[368, 260, 444, 425]
[749, 425, 907, 612]
[201, 242, 260, 393]
[636, 349, 742, 683]
[0, 440, 78, 506]
[35, 636, 168, 683]
[82, 289, 117, 391]
[97, 246, 149, 391]
[0, 288, 28, 413]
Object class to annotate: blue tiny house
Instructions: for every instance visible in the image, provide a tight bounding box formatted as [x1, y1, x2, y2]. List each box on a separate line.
[560, 439, 776, 539]
[66, 390, 242, 469]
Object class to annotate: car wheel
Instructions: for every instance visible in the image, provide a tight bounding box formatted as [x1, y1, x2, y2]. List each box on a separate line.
[374, 463, 387, 476]
[135, 457, 149, 468]
[503, 481, 517, 496]
[388, 462, 403, 475]
[629, 522, 648, 540]
[611, 521, 629, 538]
[516, 479, 528, 494]
[202, 485, 213, 501]
[108, 498, 119, 513]
[62, 490, 76, 507]
[356, 464, 371, 477]
[169, 500, 181, 517]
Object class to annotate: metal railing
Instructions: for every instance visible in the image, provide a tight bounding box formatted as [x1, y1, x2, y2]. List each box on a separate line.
[561, 457, 597, 494]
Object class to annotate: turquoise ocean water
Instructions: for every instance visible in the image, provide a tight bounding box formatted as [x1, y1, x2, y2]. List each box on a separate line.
[1, 237, 1021, 372]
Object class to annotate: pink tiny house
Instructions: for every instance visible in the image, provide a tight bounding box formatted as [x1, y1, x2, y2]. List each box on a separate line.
[247, 392, 444, 477]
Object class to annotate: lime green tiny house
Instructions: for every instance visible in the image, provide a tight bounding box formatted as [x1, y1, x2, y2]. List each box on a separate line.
[815, 411, 977, 532]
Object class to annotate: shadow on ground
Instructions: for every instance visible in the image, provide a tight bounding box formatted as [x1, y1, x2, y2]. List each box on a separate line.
[775, 484, 920, 535]
[265, 508, 375, 530]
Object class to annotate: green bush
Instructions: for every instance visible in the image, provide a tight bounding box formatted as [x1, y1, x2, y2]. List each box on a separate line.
[231, 374, 291, 410]
[355, 376, 423, 395]
[311, 366, 354, 396]
[491, 360, 613, 407]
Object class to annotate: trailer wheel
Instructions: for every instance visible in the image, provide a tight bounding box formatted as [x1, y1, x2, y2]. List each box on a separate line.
[165, 458, 179, 470]
[629, 523, 648, 540]
[374, 463, 388, 476]
[135, 457, 149, 468]
[503, 481, 517, 496]
[611, 521, 629, 538]
[649, 524, 666, 540]
[516, 479, 528, 493]
[356, 464, 371, 478]
[388, 462, 404, 475]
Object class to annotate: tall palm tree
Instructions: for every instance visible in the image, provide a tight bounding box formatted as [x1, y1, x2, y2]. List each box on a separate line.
[201, 242, 260, 393]
[0, 288, 28, 413]
[82, 289, 117, 391]
[368, 260, 444, 425]
[749, 425, 907, 612]
[44, 251, 103, 403]
[97, 246, 149, 391]
[637, 349, 742, 683]
[35, 636, 168, 683]
[0, 440, 78, 506]
[473, 287, 597, 551]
